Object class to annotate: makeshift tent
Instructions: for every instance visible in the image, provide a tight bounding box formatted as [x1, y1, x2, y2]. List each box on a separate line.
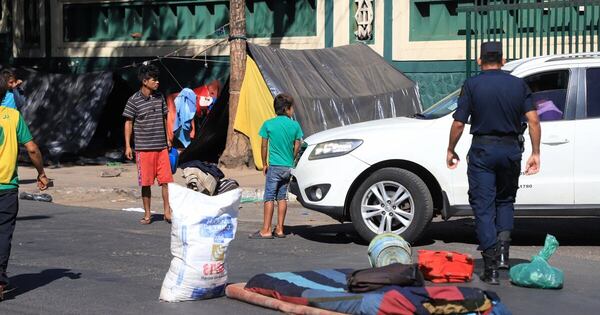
[235, 43, 422, 169]
[2, 66, 114, 159]
[2, 64, 228, 163]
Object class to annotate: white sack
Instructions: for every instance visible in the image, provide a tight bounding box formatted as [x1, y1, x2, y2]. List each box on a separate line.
[160, 183, 240, 302]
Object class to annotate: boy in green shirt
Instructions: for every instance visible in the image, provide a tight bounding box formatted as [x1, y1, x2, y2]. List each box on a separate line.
[250, 93, 303, 239]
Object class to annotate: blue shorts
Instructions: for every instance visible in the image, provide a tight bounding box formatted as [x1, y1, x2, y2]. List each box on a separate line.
[264, 166, 292, 201]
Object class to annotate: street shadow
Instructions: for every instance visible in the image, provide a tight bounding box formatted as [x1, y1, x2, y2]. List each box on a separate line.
[421, 217, 600, 247]
[287, 223, 367, 245]
[18, 179, 38, 185]
[152, 214, 169, 223]
[3, 269, 81, 300]
[16, 215, 52, 221]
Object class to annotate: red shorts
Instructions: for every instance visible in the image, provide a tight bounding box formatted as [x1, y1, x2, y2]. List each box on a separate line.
[135, 149, 174, 187]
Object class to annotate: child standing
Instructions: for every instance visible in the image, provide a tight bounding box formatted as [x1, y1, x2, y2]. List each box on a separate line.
[250, 93, 303, 239]
[0, 70, 26, 109]
[123, 65, 173, 224]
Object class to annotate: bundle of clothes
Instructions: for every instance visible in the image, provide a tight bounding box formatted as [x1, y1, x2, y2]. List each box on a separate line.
[179, 160, 239, 196]
[228, 249, 512, 315]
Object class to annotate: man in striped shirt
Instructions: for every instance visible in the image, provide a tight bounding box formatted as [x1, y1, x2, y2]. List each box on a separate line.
[123, 65, 173, 224]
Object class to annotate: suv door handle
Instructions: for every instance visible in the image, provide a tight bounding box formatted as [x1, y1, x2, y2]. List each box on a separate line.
[542, 139, 569, 145]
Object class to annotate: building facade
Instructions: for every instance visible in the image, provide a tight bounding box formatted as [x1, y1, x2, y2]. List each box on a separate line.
[2, 1, 597, 107]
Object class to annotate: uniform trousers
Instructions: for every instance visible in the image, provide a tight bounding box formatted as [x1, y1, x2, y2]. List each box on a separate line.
[467, 136, 521, 251]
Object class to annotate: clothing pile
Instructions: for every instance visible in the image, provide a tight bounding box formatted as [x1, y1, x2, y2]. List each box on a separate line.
[228, 265, 511, 315]
[179, 160, 239, 196]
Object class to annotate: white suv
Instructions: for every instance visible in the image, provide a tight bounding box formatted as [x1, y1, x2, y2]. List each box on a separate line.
[290, 53, 600, 243]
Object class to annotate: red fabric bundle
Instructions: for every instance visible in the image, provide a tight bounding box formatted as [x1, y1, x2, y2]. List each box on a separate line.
[417, 250, 474, 283]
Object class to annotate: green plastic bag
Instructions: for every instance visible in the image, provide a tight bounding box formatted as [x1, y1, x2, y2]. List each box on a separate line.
[509, 234, 564, 289]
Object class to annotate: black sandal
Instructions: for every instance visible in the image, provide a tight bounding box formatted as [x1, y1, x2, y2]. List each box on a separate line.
[273, 230, 286, 238]
[248, 231, 274, 239]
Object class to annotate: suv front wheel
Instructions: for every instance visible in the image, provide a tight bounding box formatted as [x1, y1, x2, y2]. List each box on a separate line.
[349, 168, 434, 243]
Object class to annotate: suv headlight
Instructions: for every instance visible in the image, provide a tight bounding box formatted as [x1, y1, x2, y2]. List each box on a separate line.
[308, 139, 363, 160]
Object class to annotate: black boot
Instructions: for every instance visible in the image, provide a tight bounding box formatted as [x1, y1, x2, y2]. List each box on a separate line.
[480, 248, 499, 285]
[498, 241, 510, 269]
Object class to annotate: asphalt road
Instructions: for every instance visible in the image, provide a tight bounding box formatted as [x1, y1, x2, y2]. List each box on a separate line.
[1, 200, 600, 314]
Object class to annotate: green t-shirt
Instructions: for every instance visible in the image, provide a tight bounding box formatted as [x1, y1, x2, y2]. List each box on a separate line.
[0, 106, 33, 190]
[258, 115, 303, 167]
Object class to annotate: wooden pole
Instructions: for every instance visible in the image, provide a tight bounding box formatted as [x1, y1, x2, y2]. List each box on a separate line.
[220, 0, 252, 168]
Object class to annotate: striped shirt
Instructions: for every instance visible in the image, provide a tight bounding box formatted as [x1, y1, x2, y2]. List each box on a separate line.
[123, 91, 168, 151]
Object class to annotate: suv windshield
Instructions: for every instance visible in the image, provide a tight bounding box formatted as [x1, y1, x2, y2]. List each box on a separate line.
[418, 89, 461, 119]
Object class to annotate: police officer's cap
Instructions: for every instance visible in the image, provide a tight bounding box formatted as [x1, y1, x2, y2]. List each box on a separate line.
[481, 41, 502, 57]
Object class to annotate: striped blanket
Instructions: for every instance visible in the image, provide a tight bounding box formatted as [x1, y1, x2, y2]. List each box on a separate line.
[244, 269, 511, 315]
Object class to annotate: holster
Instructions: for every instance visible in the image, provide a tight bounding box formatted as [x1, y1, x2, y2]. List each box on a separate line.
[518, 122, 527, 153]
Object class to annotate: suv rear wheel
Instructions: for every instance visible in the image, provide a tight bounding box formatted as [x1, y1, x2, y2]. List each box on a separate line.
[349, 168, 434, 243]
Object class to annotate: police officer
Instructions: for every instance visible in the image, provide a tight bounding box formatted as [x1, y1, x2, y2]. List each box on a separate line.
[446, 42, 541, 284]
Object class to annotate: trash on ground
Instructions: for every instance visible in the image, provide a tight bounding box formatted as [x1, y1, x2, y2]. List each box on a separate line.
[160, 183, 240, 302]
[509, 234, 564, 289]
[417, 250, 474, 283]
[240, 189, 263, 203]
[100, 169, 122, 177]
[19, 192, 53, 202]
[113, 188, 141, 199]
[121, 208, 149, 213]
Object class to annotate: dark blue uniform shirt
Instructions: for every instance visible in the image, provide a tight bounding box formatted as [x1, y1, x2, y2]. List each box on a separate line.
[453, 69, 534, 136]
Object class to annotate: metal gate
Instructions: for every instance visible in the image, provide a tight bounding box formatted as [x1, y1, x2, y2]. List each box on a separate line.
[459, 0, 600, 77]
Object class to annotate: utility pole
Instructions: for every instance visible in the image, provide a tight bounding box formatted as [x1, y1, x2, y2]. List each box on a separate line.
[220, 0, 252, 168]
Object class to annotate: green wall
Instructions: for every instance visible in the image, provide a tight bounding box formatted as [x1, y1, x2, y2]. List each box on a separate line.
[393, 61, 466, 108]
[63, 0, 317, 42]
[410, 0, 471, 42]
[7, 0, 467, 109]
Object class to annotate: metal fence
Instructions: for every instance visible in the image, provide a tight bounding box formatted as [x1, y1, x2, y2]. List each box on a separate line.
[459, 0, 600, 77]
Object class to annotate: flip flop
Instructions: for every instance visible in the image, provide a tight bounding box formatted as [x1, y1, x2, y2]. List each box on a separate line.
[273, 230, 286, 238]
[140, 217, 152, 225]
[248, 231, 274, 239]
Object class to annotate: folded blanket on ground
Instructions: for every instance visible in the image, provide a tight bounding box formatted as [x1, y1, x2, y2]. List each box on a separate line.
[243, 269, 511, 315]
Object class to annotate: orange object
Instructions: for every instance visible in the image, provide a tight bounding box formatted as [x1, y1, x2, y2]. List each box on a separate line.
[417, 250, 474, 283]
[165, 93, 178, 142]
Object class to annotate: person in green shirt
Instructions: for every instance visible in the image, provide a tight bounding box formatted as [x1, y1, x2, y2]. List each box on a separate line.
[249, 93, 303, 239]
[0, 76, 49, 300]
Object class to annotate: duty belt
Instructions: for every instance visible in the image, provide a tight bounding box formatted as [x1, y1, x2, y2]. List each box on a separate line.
[472, 135, 519, 145]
